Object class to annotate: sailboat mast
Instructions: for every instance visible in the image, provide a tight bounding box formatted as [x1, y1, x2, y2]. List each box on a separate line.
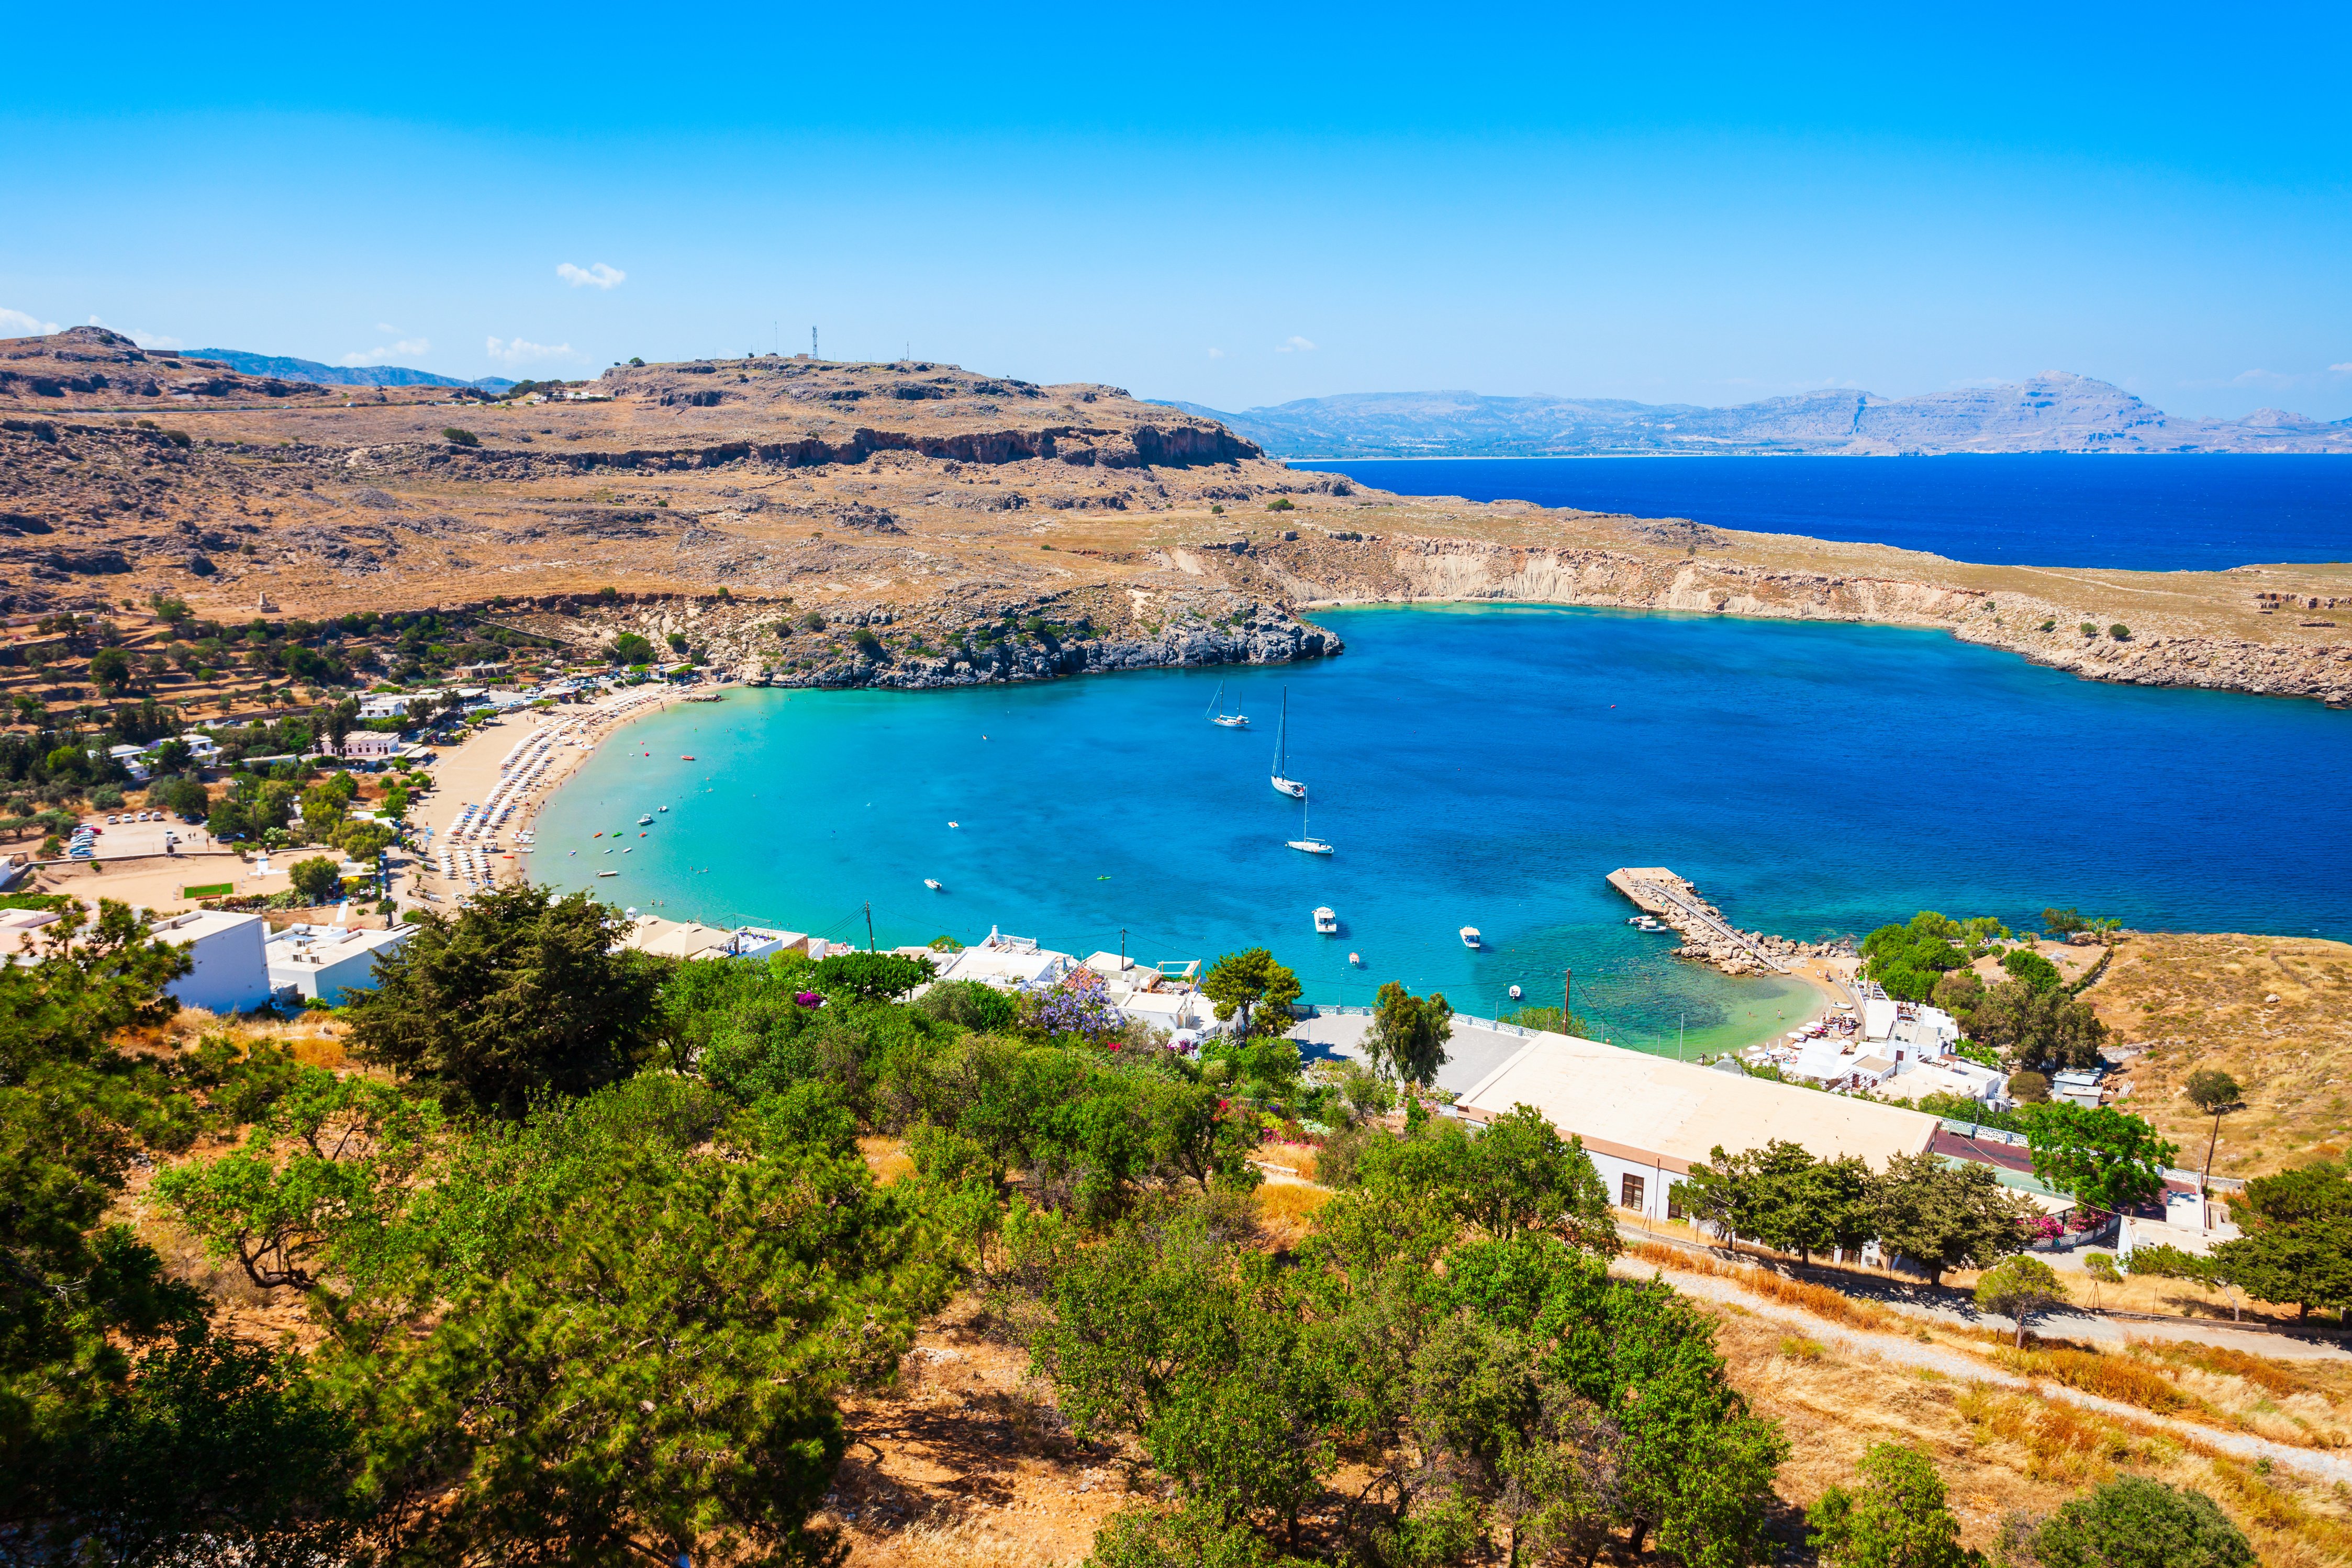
[1275, 688, 1287, 774]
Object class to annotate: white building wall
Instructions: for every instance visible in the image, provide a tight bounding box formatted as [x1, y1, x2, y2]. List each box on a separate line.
[160, 914, 272, 1015]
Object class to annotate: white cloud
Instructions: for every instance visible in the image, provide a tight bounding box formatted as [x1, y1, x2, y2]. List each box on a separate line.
[2230, 367, 2290, 387]
[1206, 347, 1225, 360]
[1275, 335, 1317, 353]
[485, 335, 575, 365]
[556, 261, 626, 290]
[376, 322, 399, 334]
[1, 307, 62, 337]
[2332, 363, 2352, 375]
[339, 338, 432, 366]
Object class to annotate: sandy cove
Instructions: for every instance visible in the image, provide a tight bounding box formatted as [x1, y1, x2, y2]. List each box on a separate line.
[403, 684, 697, 909]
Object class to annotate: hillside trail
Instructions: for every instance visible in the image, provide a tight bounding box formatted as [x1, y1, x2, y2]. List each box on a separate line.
[1614, 1254, 2352, 1484]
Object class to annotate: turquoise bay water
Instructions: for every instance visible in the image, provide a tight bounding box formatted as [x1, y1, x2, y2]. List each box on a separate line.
[534, 606, 2352, 1057]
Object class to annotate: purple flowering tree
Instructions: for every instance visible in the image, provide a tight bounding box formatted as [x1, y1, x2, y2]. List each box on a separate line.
[1030, 966, 1123, 1044]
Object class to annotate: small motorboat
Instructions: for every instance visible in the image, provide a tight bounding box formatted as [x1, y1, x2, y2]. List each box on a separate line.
[1509, 984, 1522, 1001]
[924, 878, 944, 891]
[1313, 906, 1337, 935]
[1347, 951, 1363, 966]
[1459, 926, 1481, 949]
[659, 805, 669, 813]
[597, 869, 618, 877]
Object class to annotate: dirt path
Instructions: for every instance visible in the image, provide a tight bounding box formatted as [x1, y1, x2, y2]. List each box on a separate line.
[1617, 1255, 2352, 1483]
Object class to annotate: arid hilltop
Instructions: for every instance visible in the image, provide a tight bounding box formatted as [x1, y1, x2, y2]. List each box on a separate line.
[2, 326, 2346, 704]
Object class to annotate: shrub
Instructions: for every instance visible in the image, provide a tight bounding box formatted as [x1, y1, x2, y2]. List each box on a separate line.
[2031, 1475, 2253, 1568]
[2080, 622, 2097, 637]
[1265, 497, 1296, 511]
[441, 427, 480, 447]
[2008, 1070, 2049, 1103]
[2109, 623, 2131, 641]
[2039, 619, 2057, 632]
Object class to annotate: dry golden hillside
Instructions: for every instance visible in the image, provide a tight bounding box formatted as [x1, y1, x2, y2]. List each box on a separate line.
[4, 325, 2348, 704]
[2088, 933, 2352, 1179]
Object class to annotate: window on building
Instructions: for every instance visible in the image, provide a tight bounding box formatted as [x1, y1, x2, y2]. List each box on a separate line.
[1665, 1183, 1685, 1222]
[1620, 1173, 1645, 1211]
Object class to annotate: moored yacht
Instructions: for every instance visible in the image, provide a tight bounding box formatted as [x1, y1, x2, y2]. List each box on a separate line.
[1313, 906, 1338, 934]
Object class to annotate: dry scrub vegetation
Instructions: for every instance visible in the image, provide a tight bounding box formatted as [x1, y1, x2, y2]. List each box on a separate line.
[2087, 932, 2352, 1179]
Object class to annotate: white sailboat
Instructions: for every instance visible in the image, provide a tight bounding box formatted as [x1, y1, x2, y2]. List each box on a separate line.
[1286, 794, 1333, 856]
[1207, 680, 1250, 729]
[1270, 687, 1306, 797]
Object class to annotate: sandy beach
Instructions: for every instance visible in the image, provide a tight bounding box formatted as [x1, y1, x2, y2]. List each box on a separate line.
[404, 684, 695, 909]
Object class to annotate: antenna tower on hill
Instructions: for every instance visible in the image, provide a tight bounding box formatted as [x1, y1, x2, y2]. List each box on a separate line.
[811, 326, 818, 360]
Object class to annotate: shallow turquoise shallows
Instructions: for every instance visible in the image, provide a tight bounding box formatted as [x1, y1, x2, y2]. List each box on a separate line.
[532, 605, 2352, 1058]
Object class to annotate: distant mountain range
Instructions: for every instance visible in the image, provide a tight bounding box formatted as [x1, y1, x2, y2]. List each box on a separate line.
[187, 348, 516, 392]
[1161, 373, 2352, 457]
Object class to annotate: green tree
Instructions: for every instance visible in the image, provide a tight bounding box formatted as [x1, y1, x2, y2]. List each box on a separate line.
[2007, 1070, 2050, 1103]
[1368, 980, 1452, 1087]
[1858, 913, 1976, 1002]
[1974, 1255, 2068, 1347]
[2040, 906, 2087, 936]
[2030, 1476, 2253, 1568]
[329, 1105, 949, 1565]
[88, 646, 133, 695]
[287, 855, 342, 906]
[1682, 1140, 1871, 1264]
[608, 631, 655, 665]
[809, 949, 935, 1001]
[345, 883, 668, 1116]
[1199, 947, 1301, 1038]
[1807, 1441, 1975, 1568]
[1969, 979, 2106, 1071]
[2183, 1068, 2243, 1191]
[153, 1069, 441, 1291]
[2019, 1102, 2175, 1215]
[2197, 1158, 2352, 1320]
[2000, 947, 2062, 992]
[9, 1331, 362, 1565]
[1462, 1104, 1618, 1252]
[1867, 1151, 2035, 1284]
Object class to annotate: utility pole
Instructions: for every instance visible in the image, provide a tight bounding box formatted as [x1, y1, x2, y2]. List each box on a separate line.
[864, 901, 874, 951]
[811, 326, 818, 360]
[1119, 927, 1127, 965]
[1562, 968, 1572, 1034]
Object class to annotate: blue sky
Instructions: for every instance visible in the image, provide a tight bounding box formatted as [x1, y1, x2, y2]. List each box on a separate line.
[8, 2, 2348, 418]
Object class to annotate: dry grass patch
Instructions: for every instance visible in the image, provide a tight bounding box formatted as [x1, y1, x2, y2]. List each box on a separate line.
[2087, 932, 2352, 1179]
[1626, 1239, 1903, 1335]
[860, 1136, 915, 1185]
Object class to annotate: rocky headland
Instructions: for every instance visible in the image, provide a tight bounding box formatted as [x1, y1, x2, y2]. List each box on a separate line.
[2, 326, 2346, 708]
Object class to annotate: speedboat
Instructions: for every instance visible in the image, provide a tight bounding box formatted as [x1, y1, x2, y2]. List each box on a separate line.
[597, 869, 618, 877]
[1347, 951, 1362, 966]
[1459, 926, 1481, 949]
[638, 814, 654, 826]
[1509, 984, 1522, 1001]
[924, 878, 944, 891]
[1313, 906, 1337, 934]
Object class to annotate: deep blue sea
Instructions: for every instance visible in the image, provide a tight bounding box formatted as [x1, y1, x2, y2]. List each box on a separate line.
[1288, 455, 2352, 572]
[534, 606, 2352, 1058]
